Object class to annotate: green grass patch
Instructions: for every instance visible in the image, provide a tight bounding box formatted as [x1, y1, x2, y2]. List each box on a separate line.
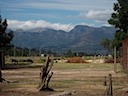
[52, 63, 116, 71]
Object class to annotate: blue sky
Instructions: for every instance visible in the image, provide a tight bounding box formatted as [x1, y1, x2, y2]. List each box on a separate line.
[0, 0, 116, 31]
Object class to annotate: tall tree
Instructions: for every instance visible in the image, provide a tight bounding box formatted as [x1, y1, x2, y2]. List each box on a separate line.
[101, 38, 113, 54]
[0, 15, 13, 82]
[66, 49, 74, 57]
[108, 0, 128, 49]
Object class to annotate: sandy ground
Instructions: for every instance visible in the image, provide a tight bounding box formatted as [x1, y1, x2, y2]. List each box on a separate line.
[0, 63, 128, 96]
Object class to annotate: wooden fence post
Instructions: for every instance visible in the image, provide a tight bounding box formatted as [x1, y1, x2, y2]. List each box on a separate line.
[104, 74, 113, 96]
[114, 46, 117, 73]
[108, 74, 113, 96]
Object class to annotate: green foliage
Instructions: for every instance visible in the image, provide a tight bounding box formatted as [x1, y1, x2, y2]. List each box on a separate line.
[108, 0, 128, 32]
[108, 0, 128, 50]
[113, 31, 128, 48]
[66, 49, 74, 57]
[101, 38, 113, 53]
[0, 15, 13, 48]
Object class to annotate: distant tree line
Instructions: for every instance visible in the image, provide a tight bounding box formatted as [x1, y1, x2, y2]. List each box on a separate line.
[5, 47, 97, 57]
[5, 46, 39, 56]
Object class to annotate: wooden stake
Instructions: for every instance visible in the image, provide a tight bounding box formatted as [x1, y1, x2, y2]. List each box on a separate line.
[114, 46, 117, 73]
[108, 74, 113, 96]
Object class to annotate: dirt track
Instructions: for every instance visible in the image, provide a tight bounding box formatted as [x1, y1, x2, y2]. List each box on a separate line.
[0, 63, 128, 96]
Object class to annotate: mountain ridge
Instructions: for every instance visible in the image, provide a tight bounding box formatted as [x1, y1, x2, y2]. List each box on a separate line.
[11, 25, 116, 54]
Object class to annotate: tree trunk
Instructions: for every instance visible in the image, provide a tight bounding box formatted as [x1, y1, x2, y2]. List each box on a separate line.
[39, 55, 54, 91]
[0, 50, 3, 82]
[0, 66, 2, 82]
[0, 50, 5, 82]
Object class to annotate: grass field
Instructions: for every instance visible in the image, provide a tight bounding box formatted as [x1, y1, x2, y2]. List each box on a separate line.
[0, 61, 128, 96]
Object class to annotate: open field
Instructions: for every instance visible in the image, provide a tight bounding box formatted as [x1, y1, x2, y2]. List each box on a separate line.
[0, 61, 128, 96]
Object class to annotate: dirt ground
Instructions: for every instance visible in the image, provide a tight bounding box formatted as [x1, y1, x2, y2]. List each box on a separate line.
[0, 62, 128, 96]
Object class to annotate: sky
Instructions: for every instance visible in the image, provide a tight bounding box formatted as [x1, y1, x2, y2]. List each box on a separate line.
[0, 0, 117, 32]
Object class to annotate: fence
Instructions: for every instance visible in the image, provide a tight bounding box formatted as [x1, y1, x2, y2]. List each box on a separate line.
[122, 38, 128, 71]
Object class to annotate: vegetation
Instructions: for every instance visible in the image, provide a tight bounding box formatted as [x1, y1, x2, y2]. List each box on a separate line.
[1, 61, 127, 96]
[0, 16, 13, 48]
[6, 46, 39, 57]
[0, 15, 13, 82]
[101, 38, 113, 54]
[108, 0, 128, 50]
[101, 0, 128, 52]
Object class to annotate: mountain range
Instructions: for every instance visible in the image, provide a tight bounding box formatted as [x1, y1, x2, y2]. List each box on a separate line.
[11, 25, 116, 54]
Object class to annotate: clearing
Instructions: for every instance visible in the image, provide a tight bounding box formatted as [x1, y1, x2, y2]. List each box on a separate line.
[0, 62, 128, 96]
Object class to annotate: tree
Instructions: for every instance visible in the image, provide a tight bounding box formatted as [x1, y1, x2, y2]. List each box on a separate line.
[0, 15, 13, 82]
[0, 16, 13, 47]
[39, 55, 54, 91]
[101, 38, 113, 54]
[66, 49, 74, 57]
[108, 0, 128, 49]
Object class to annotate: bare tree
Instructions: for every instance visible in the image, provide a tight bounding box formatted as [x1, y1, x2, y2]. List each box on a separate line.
[39, 55, 54, 91]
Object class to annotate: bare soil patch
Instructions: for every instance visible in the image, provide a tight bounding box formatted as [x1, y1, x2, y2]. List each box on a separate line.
[67, 57, 86, 63]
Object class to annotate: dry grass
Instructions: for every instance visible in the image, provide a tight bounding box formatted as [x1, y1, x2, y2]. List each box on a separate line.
[0, 61, 128, 96]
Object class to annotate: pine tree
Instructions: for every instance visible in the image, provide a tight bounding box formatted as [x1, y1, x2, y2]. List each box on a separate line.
[108, 0, 128, 49]
[0, 15, 13, 82]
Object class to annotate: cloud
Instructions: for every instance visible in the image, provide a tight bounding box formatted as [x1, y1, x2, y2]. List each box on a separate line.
[1, 0, 116, 12]
[78, 23, 95, 27]
[80, 10, 112, 21]
[1, 0, 116, 28]
[7, 20, 74, 32]
[102, 23, 112, 27]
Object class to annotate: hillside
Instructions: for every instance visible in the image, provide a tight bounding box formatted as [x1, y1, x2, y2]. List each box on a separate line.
[11, 25, 116, 54]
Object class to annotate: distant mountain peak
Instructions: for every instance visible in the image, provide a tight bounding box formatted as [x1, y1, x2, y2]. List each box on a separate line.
[12, 25, 115, 54]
